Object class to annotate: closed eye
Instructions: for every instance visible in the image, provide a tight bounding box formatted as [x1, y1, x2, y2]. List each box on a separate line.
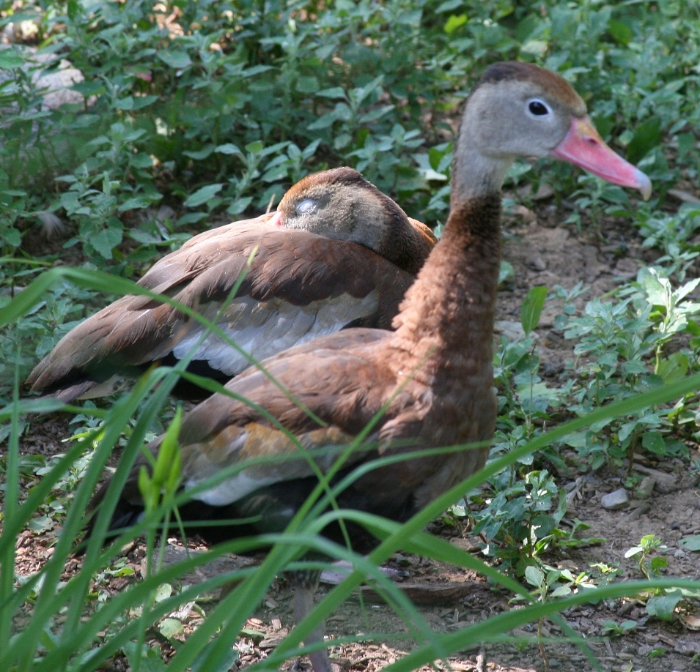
[295, 198, 317, 216]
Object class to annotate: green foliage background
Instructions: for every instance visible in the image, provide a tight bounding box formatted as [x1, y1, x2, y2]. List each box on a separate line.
[2, 0, 697, 263]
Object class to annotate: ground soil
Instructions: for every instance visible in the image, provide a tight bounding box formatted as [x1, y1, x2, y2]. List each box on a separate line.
[11, 193, 700, 672]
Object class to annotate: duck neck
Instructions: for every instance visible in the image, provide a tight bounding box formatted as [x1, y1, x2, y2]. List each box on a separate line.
[390, 191, 503, 388]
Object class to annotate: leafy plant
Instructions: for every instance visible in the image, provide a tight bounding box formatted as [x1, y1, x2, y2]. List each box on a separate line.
[625, 534, 668, 581]
[601, 619, 637, 637]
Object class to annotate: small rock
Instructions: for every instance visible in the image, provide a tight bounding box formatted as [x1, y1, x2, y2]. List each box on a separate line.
[636, 476, 655, 499]
[259, 636, 285, 649]
[633, 464, 678, 493]
[526, 253, 546, 271]
[494, 320, 531, 341]
[614, 257, 639, 279]
[627, 502, 651, 520]
[537, 309, 558, 328]
[533, 182, 555, 200]
[674, 638, 700, 655]
[516, 184, 533, 199]
[601, 488, 629, 510]
[513, 204, 537, 223]
[543, 361, 564, 377]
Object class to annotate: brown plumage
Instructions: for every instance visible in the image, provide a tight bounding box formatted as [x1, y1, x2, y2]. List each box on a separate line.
[86, 63, 651, 672]
[26, 168, 436, 402]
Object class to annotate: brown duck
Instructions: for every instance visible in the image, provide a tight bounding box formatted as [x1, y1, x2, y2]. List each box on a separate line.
[86, 63, 651, 672]
[26, 168, 436, 402]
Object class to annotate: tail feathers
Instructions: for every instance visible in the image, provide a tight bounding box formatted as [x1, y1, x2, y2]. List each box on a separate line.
[45, 380, 100, 404]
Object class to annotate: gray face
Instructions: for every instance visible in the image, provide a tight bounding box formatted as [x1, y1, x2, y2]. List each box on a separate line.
[463, 79, 582, 160]
[450, 75, 587, 202]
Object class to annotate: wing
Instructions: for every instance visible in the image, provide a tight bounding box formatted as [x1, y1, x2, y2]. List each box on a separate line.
[26, 220, 415, 401]
[89, 329, 395, 526]
[119, 327, 433, 509]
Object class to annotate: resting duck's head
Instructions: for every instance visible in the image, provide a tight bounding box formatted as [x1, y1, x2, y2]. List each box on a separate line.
[271, 167, 436, 273]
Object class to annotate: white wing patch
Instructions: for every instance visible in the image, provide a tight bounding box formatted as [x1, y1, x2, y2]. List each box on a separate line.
[172, 291, 379, 375]
[187, 471, 283, 507]
[182, 430, 352, 507]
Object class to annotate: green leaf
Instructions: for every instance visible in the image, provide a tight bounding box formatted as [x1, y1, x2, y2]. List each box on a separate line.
[0, 52, 25, 69]
[515, 15, 539, 43]
[397, 9, 422, 26]
[154, 583, 173, 602]
[608, 19, 632, 45]
[1, 227, 21, 247]
[159, 618, 184, 639]
[436, 0, 464, 12]
[183, 145, 215, 160]
[131, 153, 155, 169]
[626, 117, 662, 165]
[153, 406, 182, 490]
[679, 536, 700, 552]
[28, 516, 54, 532]
[498, 260, 514, 285]
[244, 140, 264, 154]
[316, 87, 347, 100]
[646, 591, 682, 621]
[71, 80, 105, 96]
[307, 113, 336, 130]
[67, 0, 80, 19]
[118, 196, 154, 212]
[184, 184, 223, 208]
[131, 94, 159, 110]
[158, 50, 192, 69]
[550, 584, 572, 598]
[262, 165, 288, 183]
[242, 64, 273, 77]
[215, 143, 242, 156]
[677, 132, 695, 159]
[524, 565, 544, 588]
[177, 212, 208, 226]
[657, 352, 689, 383]
[226, 196, 253, 215]
[521, 286, 548, 336]
[128, 229, 159, 244]
[114, 96, 134, 110]
[296, 76, 319, 93]
[444, 14, 467, 34]
[91, 227, 123, 259]
[641, 431, 666, 455]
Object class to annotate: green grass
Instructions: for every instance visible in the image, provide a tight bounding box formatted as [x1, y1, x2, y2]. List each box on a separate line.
[2, 0, 700, 669]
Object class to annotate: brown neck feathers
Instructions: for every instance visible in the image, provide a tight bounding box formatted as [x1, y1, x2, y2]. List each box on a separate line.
[389, 194, 502, 382]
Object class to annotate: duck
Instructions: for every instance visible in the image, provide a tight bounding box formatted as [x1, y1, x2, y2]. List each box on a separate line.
[26, 167, 436, 402]
[85, 62, 651, 672]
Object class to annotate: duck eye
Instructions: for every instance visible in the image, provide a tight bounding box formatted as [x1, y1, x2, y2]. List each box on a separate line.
[528, 99, 551, 117]
[295, 198, 316, 216]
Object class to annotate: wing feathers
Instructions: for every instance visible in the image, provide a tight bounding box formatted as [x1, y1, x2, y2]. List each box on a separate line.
[27, 222, 414, 400]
